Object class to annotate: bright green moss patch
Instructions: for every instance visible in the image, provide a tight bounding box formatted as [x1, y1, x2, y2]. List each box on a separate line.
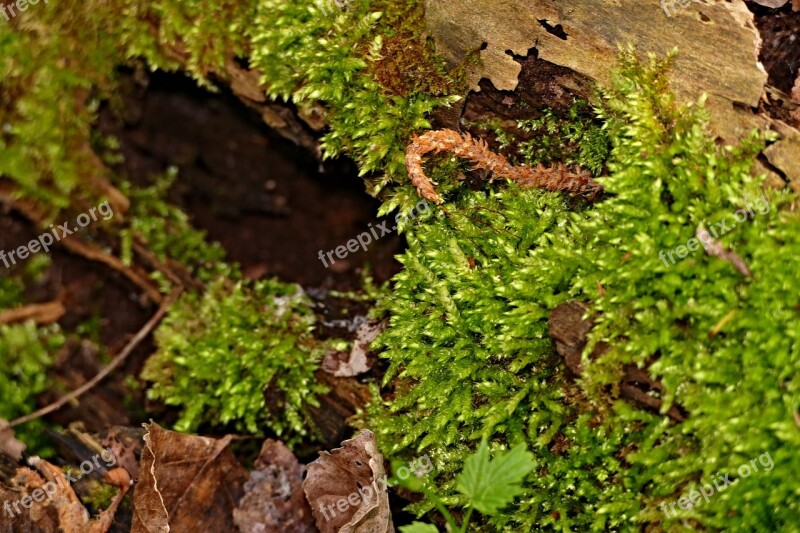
[370, 50, 799, 531]
[470, 100, 611, 176]
[141, 278, 328, 445]
[0, 321, 64, 448]
[248, 0, 460, 190]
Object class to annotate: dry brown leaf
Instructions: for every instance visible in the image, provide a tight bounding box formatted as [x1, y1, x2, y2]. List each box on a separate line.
[0, 457, 127, 533]
[233, 439, 316, 533]
[0, 483, 60, 533]
[751, 0, 790, 6]
[131, 423, 248, 533]
[101, 426, 145, 482]
[322, 321, 385, 377]
[0, 419, 25, 461]
[131, 438, 168, 533]
[303, 429, 393, 533]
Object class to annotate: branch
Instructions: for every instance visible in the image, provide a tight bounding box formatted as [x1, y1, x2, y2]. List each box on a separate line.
[9, 288, 182, 428]
[0, 301, 65, 326]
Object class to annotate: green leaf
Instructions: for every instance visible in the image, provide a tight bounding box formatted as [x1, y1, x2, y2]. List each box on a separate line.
[455, 440, 536, 516]
[399, 522, 440, 533]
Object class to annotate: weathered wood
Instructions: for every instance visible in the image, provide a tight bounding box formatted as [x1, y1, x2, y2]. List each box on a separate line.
[425, 0, 766, 141]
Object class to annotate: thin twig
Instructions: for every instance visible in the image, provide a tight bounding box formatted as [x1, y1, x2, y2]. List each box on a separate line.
[696, 225, 753, 278]
[9, 288, 182, 428]
[0, 301, 65, 325]
[60, 238, 163, 304]
[0, 189, 162, 303]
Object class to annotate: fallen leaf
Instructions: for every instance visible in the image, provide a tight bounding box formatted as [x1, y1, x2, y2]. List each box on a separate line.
[233, 439, 316, 533]
[0, 476, 60, 533]
[303, 429, 394, 533]
[0, 457, 127, 533]
[0, 419, 25, 462]
[322, 320, 385, 377]
[130, 423, 248, 533]
[751, 0, 789, 6]
[101, 426, 145, 482]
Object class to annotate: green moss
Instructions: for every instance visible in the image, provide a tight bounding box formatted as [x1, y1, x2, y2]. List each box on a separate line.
[470, 100, 611, 176]
[118, 168, 231, 291]
[248, 0, 460, 192]
[74, 479, 118, 512]
[369, 50, 799, 531]
[141, 278, 329, 445]
[0, 321, 64, 449]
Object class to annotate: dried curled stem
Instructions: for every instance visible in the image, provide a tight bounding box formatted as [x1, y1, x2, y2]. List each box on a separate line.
[405, 129, 604, 204]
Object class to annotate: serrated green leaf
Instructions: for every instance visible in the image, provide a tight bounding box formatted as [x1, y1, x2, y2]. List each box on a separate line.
[455, 440, 536, 516]
[399, 522, 439, 533]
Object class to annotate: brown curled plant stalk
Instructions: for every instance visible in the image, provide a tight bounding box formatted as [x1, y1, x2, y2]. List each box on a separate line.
[406, 129, 604, 204]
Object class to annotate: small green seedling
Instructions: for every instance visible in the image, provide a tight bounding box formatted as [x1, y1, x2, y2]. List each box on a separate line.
[399, 440, 535, 532]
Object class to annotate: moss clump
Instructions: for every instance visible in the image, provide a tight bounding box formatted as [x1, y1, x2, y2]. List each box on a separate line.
[0, 322, 64, 448]
[369, 50, 799, 531]
[118, 168, 231, 291]
[2, 0, 461, 214]
[248, 0, 460, 191]
[141, 278, 328, 444]
[471, 100, 611, 176]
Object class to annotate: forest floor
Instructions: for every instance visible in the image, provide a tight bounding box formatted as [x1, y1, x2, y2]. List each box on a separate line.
[0, 2, 798, 531]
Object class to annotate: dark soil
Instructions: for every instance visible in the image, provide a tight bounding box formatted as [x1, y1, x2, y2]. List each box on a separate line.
[98, 71, 404, 291]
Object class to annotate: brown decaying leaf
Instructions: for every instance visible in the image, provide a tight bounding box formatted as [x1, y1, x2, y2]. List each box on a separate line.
[130, 423, 248, 533]
[751, 0, 789, 7]
[322, 320, 386, 377]
[101, 426, 145, 482]
[406, 129, 602, 204]
[233, 439, 316, 533]
[0, 456, 127, 533]
[0, 419, 25, 461]
[0, 481, 60, 533]
[303, 429, 394, 533]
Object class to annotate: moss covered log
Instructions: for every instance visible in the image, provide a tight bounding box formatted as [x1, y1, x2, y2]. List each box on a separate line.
[0, 1, 797, 531]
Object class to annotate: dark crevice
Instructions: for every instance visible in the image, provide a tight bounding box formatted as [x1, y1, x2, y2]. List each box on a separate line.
[537, 19, 568, 40]
[97, 71, 404, 291]
[758, 152, 790, 184]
